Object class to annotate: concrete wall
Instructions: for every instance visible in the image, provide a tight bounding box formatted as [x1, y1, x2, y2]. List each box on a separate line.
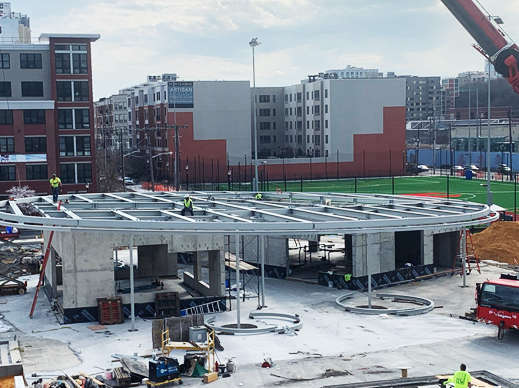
[48, 231, 224, 309]
[352, 232, 395, 277]
[242, 236, 287, 267]
[422, 230, 434, 265]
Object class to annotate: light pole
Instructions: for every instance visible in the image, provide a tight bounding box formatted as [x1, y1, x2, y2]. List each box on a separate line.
[249, 37, 260, 192]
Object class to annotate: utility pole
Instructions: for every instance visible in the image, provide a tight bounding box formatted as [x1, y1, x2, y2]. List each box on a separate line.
[147, 132, 155, 192]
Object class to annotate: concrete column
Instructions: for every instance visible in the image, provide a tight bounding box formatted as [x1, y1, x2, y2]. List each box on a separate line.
[208, 250, 224, 296]
[422, 230, 434, 265]
[352, 234, 367, 277]
[49, 248, 58, 298]
[192, 251, 202, 282]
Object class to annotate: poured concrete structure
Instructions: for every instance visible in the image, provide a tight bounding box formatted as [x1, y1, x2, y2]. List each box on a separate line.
[0, 190, 498, 323]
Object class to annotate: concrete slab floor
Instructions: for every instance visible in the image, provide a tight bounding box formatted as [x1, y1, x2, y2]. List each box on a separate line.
[0, 263, 518, 387]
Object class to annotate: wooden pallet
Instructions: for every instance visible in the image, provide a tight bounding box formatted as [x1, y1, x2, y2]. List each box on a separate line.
[113, 367, 131, 387]
[97, 297, 124, 325]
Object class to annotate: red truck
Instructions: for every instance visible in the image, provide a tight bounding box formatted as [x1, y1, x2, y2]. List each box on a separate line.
[476, 274, 519, 340]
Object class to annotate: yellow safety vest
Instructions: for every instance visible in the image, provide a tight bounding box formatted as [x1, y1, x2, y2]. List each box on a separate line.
[184, 198, 193, 208]
[50, 177, 61, 188]
[255, 193, 262, 200]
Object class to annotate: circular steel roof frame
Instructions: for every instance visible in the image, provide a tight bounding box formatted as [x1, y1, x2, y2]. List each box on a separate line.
[0, 191, 498, 235]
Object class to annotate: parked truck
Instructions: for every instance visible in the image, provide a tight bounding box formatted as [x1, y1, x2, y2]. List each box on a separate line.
[476, 273, 519, 340]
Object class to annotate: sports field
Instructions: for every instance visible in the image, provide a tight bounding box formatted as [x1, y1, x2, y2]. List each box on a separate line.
[267, 175, 518, 213]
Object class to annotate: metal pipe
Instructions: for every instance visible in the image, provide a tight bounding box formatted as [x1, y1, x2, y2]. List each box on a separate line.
[129, 234, 136, 330]
[462, 229, 467, 288]
[487, 58, 492, 205]
[235, 234, 240, 328]
[260, 234, 265, 308]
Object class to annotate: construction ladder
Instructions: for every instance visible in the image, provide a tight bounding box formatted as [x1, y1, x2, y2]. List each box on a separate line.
[451, 229, 480, 276]
[29, 200, 61, 318]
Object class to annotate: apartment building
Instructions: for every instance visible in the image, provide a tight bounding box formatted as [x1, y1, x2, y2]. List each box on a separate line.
[94, 94, 130, 150]
[0, 7, 99, 195]
[120, 75, 251, 183]
[405, 76, 443, 121]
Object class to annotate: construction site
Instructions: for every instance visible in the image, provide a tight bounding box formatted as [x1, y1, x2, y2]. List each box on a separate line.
[0, 190, 517, 388]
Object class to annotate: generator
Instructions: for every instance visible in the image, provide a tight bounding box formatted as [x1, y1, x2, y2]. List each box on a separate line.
[148, 357, 180, 383]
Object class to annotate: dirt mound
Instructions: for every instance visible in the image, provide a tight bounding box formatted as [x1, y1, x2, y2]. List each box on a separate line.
[472, 222, 519, 265]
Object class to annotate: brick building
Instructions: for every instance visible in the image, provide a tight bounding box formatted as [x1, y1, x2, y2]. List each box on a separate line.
[0, 26, 99, 195]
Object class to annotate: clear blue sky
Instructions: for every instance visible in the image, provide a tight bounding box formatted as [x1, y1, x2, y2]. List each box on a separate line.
[15, 0, 519, 99]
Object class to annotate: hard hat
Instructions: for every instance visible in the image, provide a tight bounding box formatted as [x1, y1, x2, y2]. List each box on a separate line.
[184, 194, 190, 198]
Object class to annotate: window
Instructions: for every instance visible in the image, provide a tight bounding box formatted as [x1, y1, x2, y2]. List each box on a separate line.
[60, 137, 74, 156]
[23, 109, 46, 124]
[259, 135, 271, 144]
[296, 107, 302, 117]
[296, 92, 302, 102]
[289, 94, 292, 102]
[74, 109, 90, 128]
[306, 92, 309, 100]
[58, 109, 73, 129]
[273, 122, 276, 130]
[307, 121, 309, 129]
[315, 120, 320, 130]
[0, 53, 9, 69]
[76, 136, 91, 156]
[272, 95, 276, 103]
[259, 109, 270, 117]
[315, 135, 320, 145]
[0, 165, 15, 181]
[259, 122, 271, 130]
[325, 105, 328, 114]
[297, 121, 302, 130]
[0, 82, 11, 97]
[72, 53, 87, 74]
[284, 122, 288, 130]
[290, 121, 293, 129]
[60, 163, 92, 183]
[297, 135, 302, 144]
[307, 135, 310, 143]
[20, 54, 42, 69]
[285, 108, 288, 116]
[325, 119, 328, 129]
[74, 81, 89, 101]
[55, 53, 71, 74]
[0, 137, 14, 153]
[144, 94, 148, 104]
[60, 163, 76, 183]
[25, 137, 46, 152]
[259, 95, 270, 103]
[26, 164, 48, 180]
[325, 135, 329, 144]
[284, 94, 288, 102]
[306, 106, 309, 115]
[314, 90, 320, 100]
[77, 163, 92, 183]
[57, 81, 72, 101]
[0, 110, 13, 124]
[325, 89, 328, 98]
[21, 81, 44, 97]
[314, 105, 320, 115]
[273, 108, 276, 116]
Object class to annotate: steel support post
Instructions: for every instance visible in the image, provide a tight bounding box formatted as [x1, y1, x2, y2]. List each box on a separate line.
[235, 235, 241, 328]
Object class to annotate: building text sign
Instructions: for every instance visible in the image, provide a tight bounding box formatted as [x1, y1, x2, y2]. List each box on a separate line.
[168, 81, 194, 108]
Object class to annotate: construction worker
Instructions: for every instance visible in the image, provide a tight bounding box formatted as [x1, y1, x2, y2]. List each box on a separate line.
[255, 193, 263, 200]
[49, 174, 62, 203]
[181, 194, 194, 216]
[443, 364, 472, 388]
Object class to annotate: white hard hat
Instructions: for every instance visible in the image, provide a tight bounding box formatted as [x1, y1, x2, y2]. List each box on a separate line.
[184, 194, 190, 198]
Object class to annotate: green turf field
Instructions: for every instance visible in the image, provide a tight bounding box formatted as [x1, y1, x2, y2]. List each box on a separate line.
[262, 176, 518, 212]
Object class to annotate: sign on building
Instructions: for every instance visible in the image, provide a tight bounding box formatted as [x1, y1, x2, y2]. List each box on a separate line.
[168, 81, 194, 108]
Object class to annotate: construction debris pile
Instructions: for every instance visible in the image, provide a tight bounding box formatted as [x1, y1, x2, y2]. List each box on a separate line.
[472, 222, 519, 265]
